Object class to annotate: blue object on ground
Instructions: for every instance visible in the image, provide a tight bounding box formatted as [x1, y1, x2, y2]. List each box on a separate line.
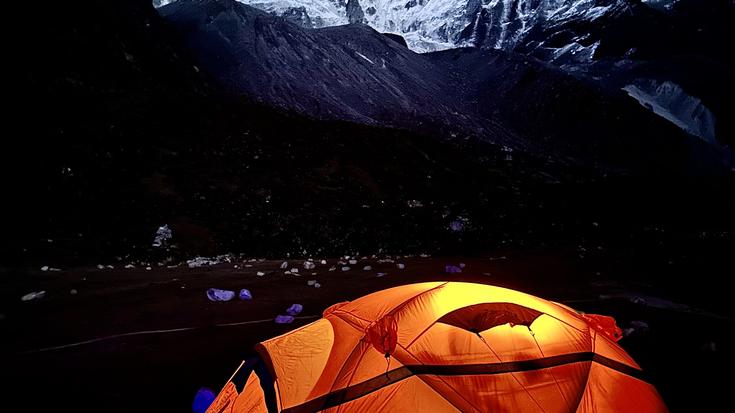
[445, 265, 462, 274]
[206, 288, 235, 302]
[275, 315, 295, 324]
[192, 387, 216, 413]
[286, 303, 303, 316]
[239, 289, 253, 300]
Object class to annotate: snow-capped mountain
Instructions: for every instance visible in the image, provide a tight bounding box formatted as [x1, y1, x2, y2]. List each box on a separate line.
[154, 0, 732, 147]
[154, 1, 677, 54]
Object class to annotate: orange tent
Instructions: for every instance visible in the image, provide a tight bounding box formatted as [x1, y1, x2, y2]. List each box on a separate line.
[207, 282, 667, 412]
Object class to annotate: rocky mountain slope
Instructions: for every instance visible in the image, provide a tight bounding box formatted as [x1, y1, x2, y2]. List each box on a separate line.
[160, 0, 730, 173]
[158, 0, 732, 146]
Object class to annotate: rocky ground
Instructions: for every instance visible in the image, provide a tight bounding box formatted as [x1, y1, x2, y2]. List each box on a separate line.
[3, 247, 733, 412]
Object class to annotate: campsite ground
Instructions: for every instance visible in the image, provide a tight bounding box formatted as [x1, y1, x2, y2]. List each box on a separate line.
[3, 247, 733, 412]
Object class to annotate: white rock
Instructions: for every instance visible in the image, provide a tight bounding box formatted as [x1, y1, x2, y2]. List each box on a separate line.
[363, 266, 372, 271]
[397, 263, 405, 270]
[280, 261, 289, 269]
[341, 266, 351, 272]
[152, 224, 172, 248]
[21, 291, 46, 301]
[257, 271, 266, 276]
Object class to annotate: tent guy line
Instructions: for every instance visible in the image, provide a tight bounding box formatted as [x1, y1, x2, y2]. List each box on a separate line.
[17, 315, 321, 354]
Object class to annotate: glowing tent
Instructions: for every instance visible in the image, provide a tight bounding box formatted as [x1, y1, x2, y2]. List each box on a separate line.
[206, 282, 667, 412]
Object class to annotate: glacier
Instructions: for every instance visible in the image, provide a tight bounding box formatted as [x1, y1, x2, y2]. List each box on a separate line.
[623, 80, 717, 144]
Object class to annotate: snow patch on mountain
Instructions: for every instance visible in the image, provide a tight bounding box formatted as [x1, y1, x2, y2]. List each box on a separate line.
[355, 50, 374, 64]
[623, 80, 717, 144]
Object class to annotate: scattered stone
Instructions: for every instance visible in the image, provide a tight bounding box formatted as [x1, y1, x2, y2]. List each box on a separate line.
[70, 289, 78, 295]
[187, 255, 234, 268]
[303, 261, 316, 270]
[320, 260, 327, 265]
[363, 265, 372, 271]
[286, 304, 303, 316]
[397, 263, 405, 270]
[623, 321, 650, 337]
[407, 200, 424, 208]
[146, 266, 152, 271]
[445, 265, 462, 274]
[348, 259, 358, 265]
[152, 224, 172, 248]
[449, 217, 469, 232]
[41, 266, 49, 272]
[341, 266, 351, 272]
[376, 272, 387, 277]
[275, 315, 295, 324]
[280, 261, 289, 269]
[21, 291, 46, 302]
[238, 289, 253, 300]
[207, 288, 235, 302]
[125, 264, 135, 269]
[256, 271, 266, 276]
[307, 280, 317, 286]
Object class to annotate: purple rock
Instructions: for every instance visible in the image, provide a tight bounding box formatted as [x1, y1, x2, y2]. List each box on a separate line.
[275, 315, 295, 324]
[286, 303, 303, 316]
[239, 288, 253, 300]
[206, 288, 235, 302]
[445, 265, 462, 274]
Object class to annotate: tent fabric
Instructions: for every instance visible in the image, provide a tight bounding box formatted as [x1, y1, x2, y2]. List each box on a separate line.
[207, 282, 667, 412]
